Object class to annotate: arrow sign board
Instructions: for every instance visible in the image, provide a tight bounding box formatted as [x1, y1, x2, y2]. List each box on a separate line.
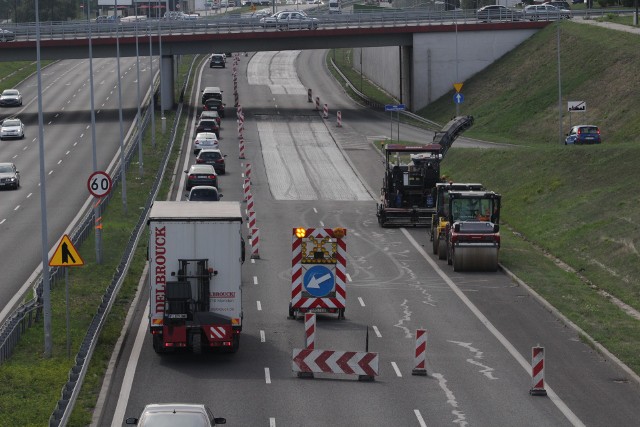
[384, 104, 406, 112]
[568, 101, 586, 112]
[303, 265, 335, 297]
[292, 348, 380, 377]
[454, 93, 464, 104]
[49, 234, 84, 267]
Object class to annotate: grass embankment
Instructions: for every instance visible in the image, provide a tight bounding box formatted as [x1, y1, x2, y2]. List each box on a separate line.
[0, 56, 195, 426]
[335, 21, 640, 375]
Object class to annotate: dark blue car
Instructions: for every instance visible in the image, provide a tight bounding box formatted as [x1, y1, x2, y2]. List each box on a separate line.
[565, 125, 601, 145]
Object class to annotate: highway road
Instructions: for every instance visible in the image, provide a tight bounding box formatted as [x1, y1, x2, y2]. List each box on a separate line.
[0, 56, 155, 324]
[97, 50, 640, 426]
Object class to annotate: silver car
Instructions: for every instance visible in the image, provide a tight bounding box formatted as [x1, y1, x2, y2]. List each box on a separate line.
[260, 11, 319, 30]
[0, 118, 25, 140]
[126, 403, 226, 426]
[0, 28, 15, 42]
[523, 4, 572, 20]
[0, 89, 23, 107]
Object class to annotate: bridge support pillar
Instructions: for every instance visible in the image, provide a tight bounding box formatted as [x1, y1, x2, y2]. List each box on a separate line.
[160, 55, 175, 112]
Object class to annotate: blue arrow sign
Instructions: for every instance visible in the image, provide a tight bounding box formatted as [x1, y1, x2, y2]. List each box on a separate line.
[385, 104, 406, 112]
[303, 265, 335, 298]
[454, 93, 464, 104]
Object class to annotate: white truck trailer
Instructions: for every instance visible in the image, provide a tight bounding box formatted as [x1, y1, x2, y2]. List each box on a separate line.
[147, 201, 244, 354]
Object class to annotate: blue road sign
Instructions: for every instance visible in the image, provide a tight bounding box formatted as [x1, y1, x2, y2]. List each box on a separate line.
[385, 104, 406, 112]
[454, 93, 464, 104]
[303, 265, 335, 298]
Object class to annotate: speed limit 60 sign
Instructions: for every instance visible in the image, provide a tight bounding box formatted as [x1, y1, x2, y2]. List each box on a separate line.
[88, 171, 112, 198]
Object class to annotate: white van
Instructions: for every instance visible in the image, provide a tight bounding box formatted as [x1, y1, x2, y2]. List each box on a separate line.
[329, 0, 342, 13]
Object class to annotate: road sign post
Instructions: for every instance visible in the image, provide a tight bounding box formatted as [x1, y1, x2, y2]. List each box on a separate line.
[88, 171, 112, 264]
[385, 104, 405, 142]
[567, 101, 587, 128]
[454, 83, 463, 116]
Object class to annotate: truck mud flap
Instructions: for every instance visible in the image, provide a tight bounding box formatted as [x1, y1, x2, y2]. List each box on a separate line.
[453, 246, 498, 272]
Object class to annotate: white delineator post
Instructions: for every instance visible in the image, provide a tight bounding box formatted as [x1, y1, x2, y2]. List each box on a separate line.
[412, 329, 427, 376]
[530, 346, 547, 396]
[305, 313, 316, 349]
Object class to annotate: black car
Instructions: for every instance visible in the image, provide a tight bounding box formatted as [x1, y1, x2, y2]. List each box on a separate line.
[0, 162, 20, 190]
[184, 164, 218, 191]
[196, 119, 220, 137]
[203, 98, 225, 118]
[187, 185, 223, 201]
[210, 54, 226, 68]
[196, 148, 227, 174]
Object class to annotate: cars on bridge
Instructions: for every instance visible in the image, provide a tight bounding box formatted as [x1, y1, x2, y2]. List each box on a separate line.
[0, 89, 22, 107]
[1, 28, 15, 42]
[476, 5, 523, 22]
[260, 11, 319, 30]
[523, 4, 572, 20]
[0, 162, 20, 190]
[0, 118, 25, 140]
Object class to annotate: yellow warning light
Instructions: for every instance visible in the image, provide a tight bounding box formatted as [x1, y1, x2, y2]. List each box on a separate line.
[333, 227, 346, 238]
[295, 228, 307, 238]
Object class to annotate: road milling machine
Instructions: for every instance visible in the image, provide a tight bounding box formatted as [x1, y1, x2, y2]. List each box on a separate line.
[376, 115, 474, 227]
[444, 190, 502, 272]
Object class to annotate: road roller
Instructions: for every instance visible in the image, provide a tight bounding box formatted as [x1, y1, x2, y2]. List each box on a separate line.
[444, 191, 502, 272]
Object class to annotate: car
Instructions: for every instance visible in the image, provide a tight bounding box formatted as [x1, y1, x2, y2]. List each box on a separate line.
[544, 1, 571, 9]
[0, 89, 23, 107]
[210, 54, 226, 68]
[565, 125, 601, 145]
[185, 164, 218, 191]
[188, 185, 223, 201]
[196, 148, 227, 174]
[0, 118, 25, 140]
[260, 11, 319, 30]
[1, 28, 15, 42]
[476, 5, 522, 21]
[250, 9, 271, 19]
[196, 119, 220, 138]
[0, 162, 20, 190]
[126, 403, 226, 426]
[523, 4, 572, 20]
[199, 110, 221, 126]
[94, 15, 109, 23]
[201, 86, 223, 105]
[193, 132, 219, 154]
[203, 98, 225, 118]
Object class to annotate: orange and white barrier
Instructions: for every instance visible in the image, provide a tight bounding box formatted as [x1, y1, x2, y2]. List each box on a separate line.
[315, 96, 320, 111]
[529, 346, 547, 396]
[239, 138, 245, 159]
[412, 329, 427, 376]
[337, 111, 342, 127]
[244, 162, 252, 183]
[243, 178, 251, 202]
[305, 313, 316, 349]
[250, 227, 260, 259]
[323, 104, 329, 119]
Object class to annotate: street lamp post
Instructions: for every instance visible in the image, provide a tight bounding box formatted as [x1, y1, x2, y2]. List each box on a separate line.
[115, 0, 128, 214]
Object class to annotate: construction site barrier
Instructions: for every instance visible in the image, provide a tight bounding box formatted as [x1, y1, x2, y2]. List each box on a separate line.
[412, 329, 427, 376]
[530, 346, 547, 396]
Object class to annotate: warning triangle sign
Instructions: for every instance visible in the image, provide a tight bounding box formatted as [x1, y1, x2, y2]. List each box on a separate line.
[49, 234, 84, 267]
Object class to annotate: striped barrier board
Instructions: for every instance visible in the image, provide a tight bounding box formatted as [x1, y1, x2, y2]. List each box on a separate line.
[292, 348, 379, 378]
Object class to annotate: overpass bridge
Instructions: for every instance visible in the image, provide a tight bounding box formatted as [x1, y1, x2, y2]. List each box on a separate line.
[0, 10, 550, 111]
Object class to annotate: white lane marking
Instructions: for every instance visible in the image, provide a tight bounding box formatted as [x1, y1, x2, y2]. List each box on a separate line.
[251, 259, 255, 264]
[27, 193, 33, 198]
[47, 121, 52, 125]
[80, 133, 84, 138]
[372, 325, 382, 338]
[346, 273, 352, 282]
[432, 373, 467, 426]
[402, 228, 585, 427]
[391, 361, 402, 377]
[86, 125, 90, 130]
[65, 151, 70, 156]
[253, 276, 258, 285]
[269, 418, 276, 427]
[48, 170, 53, 175]
[358, 297, 365, 307]
[73, 142, 78, 147]
[313, 207, 317, 213]
[260, 330, 265, 342]
[264, 367, 271, 384]
[57, 160, 62, 165]
[257, 301, 262, 311]
[110, 305, 149, 427]
[0, 219, 5, 225]
[14, 205, 20, 211]
[54, 113, 59, 118]
[414, 410, 427, 427]
[319, 221, 324, 227]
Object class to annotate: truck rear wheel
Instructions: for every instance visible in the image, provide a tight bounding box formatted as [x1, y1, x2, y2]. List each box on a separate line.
[153, 334, 167, 354]
[230, 335, 240, 353]
[432, 233, 438, 255]
[192, 332, 202, 355]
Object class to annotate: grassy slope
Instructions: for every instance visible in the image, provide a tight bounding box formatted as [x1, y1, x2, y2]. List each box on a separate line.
[417, 22, 640, 370]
